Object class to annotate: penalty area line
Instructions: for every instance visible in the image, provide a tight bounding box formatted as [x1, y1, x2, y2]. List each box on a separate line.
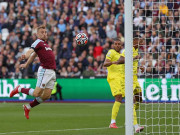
[0, 126, 124, 135]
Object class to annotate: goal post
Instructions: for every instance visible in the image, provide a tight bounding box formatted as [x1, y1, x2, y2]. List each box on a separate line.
[128, 0, 180, 134]
[125, 0, 134, 135]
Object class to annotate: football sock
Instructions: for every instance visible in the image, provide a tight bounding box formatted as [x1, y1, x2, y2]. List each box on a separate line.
[30, 97, 43, 108]
[133, 104, 138, 125]
[28, 88, 35, 96]
[111, 101, 121, 124]
[25, 104, 31, 110]
[111, 119, 116, 124]
[20, 88, 34, 96]
[134, 124, 139, 131]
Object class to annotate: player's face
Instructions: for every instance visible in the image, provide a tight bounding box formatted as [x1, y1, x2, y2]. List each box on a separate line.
[133, 39, 139, 49]
[113, 41, 121, 52]
[37, 28, 48, 41]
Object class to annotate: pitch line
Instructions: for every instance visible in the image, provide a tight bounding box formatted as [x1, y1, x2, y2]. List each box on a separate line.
[0, 126, 123, 135]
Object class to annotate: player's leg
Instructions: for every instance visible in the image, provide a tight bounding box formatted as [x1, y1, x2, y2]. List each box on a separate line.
[108, 78, 123, 128]
[23, 68, 55, 119]
[134, 76, 142, 110]
[26, 70, 55, 109]
[25, 87, 44, 108]
[23, 88, 52, 110]
[133, 75, 142, 110]
[133, 76, 144, 132]
[10, 67, 46, 98]
[9, 85, 35, 97]
[23, 88, 53, 120]
[109, 94, 122, 128]
[40, 70, 56, 101]
[40, 88, 52, 100]
[133, 96, 144, 133]
[23, 87, 44, 119]
[134, 90, 142, 110]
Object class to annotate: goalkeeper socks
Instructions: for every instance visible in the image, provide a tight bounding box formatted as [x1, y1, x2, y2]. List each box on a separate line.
[133, 105, 138, 125]
[20, 88, 34, 96]
[30, 97, 43, 108]
[111, 101, 121, 123]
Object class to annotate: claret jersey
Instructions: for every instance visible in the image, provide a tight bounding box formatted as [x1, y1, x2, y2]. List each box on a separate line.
[31, 39, 56, 69]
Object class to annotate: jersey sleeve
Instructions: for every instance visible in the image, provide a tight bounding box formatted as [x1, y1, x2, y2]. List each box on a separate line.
[106, 50, 114, 60]
[31, 39, 42, 51]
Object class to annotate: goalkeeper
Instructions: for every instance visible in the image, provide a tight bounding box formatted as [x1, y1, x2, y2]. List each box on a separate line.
[116, 37, 144, 133]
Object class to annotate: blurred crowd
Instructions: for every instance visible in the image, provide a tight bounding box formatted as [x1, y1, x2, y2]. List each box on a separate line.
[0, 0, 179, 79]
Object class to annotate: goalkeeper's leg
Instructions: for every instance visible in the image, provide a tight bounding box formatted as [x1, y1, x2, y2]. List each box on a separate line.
[109, 95, 122, 128]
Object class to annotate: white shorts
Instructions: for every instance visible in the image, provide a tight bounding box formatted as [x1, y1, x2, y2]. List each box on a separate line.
[36, 66, 56, 89]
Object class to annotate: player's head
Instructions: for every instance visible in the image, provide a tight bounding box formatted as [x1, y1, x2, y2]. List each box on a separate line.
[133, 37, 139, 48]
[36, 25, 48, 41]
[133, 36, 143, 49]
[112, 38, 122, 52]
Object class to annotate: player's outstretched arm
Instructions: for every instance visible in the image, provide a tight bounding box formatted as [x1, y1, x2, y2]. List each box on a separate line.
[20, 48, 34, 61]
[116, 54, 140, 64]
[20, 52, 37, 69]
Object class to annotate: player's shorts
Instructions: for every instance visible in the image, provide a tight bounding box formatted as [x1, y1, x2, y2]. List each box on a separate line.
[107, 78, 125, 97]
[36, 66, 56, 89]
[120, 75, 142, 95]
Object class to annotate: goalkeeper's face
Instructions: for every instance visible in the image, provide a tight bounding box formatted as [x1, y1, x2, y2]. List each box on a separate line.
[113, 41, 121, 52]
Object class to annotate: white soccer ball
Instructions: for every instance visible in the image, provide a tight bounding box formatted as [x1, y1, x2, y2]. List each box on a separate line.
[75, 33, 88, 46]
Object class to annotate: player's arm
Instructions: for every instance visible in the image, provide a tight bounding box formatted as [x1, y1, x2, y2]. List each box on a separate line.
[103, 59, 117, 67]
[21, 48, 35, 61]
[116, 55, 141, 64]
[20, 52, 37, 69]
[104, 50, 120, 67]
[134, 55, 141, 60]
[116, 56, 125, 64]
[138, 66, 145, 73]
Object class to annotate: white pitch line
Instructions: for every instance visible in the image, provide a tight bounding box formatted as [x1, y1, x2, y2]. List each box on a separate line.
[0, 126, 124, 135]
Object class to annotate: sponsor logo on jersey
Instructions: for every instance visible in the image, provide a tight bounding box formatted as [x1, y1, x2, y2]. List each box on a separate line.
[45, 47, 52, 51]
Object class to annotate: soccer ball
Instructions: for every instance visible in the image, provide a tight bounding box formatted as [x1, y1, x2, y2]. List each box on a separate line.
[75, 33, 88, 46]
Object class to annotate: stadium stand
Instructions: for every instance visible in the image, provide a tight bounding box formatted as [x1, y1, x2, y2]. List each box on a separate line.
[0, 0, 179, 78]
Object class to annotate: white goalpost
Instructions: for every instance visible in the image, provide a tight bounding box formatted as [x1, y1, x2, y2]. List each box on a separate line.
[125, 0, 180, 134]
[125, 0, 134, 134]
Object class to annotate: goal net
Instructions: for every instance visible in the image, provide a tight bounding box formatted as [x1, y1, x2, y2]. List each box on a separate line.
[132, 0, 180, 134]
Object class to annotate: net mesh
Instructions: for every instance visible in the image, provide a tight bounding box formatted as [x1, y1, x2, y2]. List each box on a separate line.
[132, 0, 180, 134]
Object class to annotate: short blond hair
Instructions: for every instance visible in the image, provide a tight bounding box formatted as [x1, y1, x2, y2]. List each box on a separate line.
[37, 25, 46, 32]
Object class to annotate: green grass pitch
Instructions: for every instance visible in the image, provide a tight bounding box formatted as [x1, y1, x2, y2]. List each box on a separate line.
[0, 103, 179, 135]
